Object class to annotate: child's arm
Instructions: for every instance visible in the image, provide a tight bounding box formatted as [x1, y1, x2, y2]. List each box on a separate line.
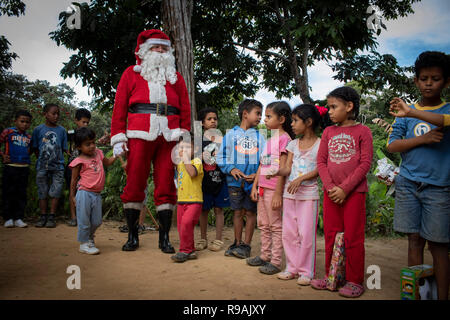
[70, 164, 81, 208]
[102, 155, 118, 167]
[390, 97, 449, 127]
[272, 153, 287, 210]
[316, 130, 336, 192]
[184, 162, 198, 178]
[250, 166, 261, 202]
[386, 111, 443, 153]
[334, 127, 373, 201]
[287, 169, 318, 194]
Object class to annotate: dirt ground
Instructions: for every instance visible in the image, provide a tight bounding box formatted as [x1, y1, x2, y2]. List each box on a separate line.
[0, 219, 434, 300]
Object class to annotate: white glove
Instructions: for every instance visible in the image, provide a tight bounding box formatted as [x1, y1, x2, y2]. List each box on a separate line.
[113, 142, 128, 157]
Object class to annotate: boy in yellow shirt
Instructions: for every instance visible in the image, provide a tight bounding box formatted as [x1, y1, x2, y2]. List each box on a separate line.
[172, 134, 204, 263]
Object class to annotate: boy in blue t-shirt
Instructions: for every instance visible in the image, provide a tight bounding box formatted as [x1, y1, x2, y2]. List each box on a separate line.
[217, 99, 265, 259]
[1, 110, 32, 228]
[31, 103, 68, 228]
[387, 51, 449, 300]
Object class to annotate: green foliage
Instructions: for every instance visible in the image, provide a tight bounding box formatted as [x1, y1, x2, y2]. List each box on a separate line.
[49, 0, 419, 112]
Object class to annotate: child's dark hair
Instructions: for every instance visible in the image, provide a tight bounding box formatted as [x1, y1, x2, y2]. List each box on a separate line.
[414, 51, 450, 79]
[327, 86, 360, 120]
[43, 103, 59, 113]
[180, 131, 194, 144]
[75, 108, 91, 120]
[238, 99, 263, 121]
[74, 127, 96, 147]
[15, 109, 32, 120]
[292, 104, 331, 132]
[266, 101, 295, 139]
[198, 107, 218, 122]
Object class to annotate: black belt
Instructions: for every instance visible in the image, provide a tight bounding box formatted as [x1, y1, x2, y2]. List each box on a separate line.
[129, 103, 180, 116]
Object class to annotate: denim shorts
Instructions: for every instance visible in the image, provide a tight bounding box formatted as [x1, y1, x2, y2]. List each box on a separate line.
[36, 169, 65, 199]
[203, 182, 230, 211]
[228, 186, 257, 213]
[393, 174, 450, 243]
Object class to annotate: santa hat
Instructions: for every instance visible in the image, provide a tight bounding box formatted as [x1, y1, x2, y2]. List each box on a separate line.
[133, 29, 172, 73]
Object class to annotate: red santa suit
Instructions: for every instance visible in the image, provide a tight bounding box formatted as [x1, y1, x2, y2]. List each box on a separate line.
[110, 30, 191, 212]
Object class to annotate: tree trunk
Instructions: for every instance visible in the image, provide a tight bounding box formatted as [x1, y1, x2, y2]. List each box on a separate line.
[275, 1, 313, 104]
[161, 0, 196, 129]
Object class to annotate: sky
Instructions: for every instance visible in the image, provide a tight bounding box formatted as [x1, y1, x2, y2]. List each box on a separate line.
[1, 0, 449, 109]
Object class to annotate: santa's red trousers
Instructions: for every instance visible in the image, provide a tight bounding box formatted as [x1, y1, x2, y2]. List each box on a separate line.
[323, 191, 366, 285]
[177, 203, 202, 253]
[121, 136, 176, 207]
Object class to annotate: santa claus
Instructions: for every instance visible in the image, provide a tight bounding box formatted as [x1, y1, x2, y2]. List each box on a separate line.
[111, 29, 191, 253]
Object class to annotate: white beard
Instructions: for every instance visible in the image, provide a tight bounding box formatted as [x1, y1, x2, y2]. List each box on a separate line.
[137, 47, 178, 86]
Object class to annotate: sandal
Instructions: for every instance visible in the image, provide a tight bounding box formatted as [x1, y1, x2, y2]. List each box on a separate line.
[277, 270, 298, 280]
[259, 262, 281, 275]
[246, 255, 267, 267]
[208, 239, 224, 252]
[195, 239, 208, 251]
[338, 282, 365, 298]
[310, 277, 328, 290]
[297, 275, 312, 286]
[119, 224, 128, 233]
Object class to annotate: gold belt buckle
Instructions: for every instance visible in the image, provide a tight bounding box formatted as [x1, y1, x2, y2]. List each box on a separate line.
[155, 103, 168, 116]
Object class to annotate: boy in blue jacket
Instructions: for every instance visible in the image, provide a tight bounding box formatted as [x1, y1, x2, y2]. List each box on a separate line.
[217, 99, 265, 259]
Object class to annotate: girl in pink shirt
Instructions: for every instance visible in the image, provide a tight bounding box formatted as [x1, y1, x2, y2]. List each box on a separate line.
[69, 127, 117, 255]
[271, 104, 329, 286]
[311, 86, 373, 298]
[248, 101, 294, 275]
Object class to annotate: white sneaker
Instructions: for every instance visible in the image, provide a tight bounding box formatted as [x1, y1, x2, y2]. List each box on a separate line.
[4, 219, 14, 228]
[79, 242, 100, 255]
[14, 219, 28, 228]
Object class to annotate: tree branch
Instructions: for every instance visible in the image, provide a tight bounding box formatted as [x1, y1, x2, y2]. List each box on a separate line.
[231, 42, 289, 63]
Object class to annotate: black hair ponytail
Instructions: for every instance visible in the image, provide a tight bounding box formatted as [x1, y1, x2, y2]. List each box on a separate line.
[266, 101, 295, 139]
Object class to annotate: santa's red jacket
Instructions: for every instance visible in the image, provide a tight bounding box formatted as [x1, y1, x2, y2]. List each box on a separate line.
[110, 65, 191, 146]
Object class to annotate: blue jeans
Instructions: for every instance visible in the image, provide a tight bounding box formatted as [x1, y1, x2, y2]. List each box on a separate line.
[76, 189, 103, 243]
[394, 175, 450, 243]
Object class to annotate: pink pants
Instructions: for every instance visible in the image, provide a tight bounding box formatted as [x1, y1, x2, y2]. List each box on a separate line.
[257, 188, 283, 267]
[282, 198, 319, 278]
[177, 203, 202, 253]
[323, 191, 366, 285]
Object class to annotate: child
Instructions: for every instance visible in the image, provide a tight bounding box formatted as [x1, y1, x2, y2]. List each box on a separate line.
[247, 101, 294, 275]
[311, 86, 373, 298]
[1, 110, 32, 228]
[271, 104, 328, 285]
[31, 103, 68, 228]
[69, 127, 117, 254]
[171, 134, 204, 262]
[195, 108, 230, 252]
[217, 99, 265, 259]
[65, 108, 91, 227]
[387, 51, 449, 300]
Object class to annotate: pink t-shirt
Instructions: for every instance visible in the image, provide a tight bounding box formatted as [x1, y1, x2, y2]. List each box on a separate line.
[258, 132, 291, 190]
[283, 138, 320, 200]
[69, 148, 105, 193]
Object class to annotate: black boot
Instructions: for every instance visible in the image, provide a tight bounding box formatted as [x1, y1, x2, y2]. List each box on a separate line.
[122, 209, 140, 251]
[158, 209, 175, 254]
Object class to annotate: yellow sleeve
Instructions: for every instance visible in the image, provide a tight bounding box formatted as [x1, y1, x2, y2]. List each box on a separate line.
[444, 114, 450, 127]
[191, 158, 203, 175]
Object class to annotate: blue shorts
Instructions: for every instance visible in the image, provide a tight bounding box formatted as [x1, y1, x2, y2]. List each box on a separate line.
[203, 182, 230, 211]
[228, 186, 257, 213]
[393, 175, 450, 243]
[36, 169, 65, 200]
